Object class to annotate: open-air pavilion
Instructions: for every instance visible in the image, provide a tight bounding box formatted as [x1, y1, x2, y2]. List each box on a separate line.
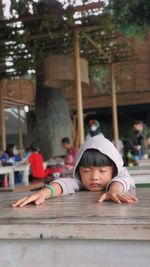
[0, 0, 139, 157]
[0, 1, 150, 266]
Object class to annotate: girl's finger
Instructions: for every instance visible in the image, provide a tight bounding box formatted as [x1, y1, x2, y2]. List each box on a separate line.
[35, 196, 45, 205]
[11, 196, 29, 207]
[118, 195, 133, 203]
[118, 194, 138, 203]
[19, 194, 40, 207]
[110, 194, 121, 204]
[98, 193, 107, 203]
[129, 195, 138, 201]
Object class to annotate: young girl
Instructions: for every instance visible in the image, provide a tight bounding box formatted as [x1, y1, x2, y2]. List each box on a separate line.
[12, 135, 137, 207]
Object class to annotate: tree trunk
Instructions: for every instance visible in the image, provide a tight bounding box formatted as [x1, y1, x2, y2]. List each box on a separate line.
[0, 0, 3, 19]
[26, 110, 36, 146]
[34, 72, 72, 160]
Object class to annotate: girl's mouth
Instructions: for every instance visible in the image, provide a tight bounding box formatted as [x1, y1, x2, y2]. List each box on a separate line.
[90, 183, 100, 187]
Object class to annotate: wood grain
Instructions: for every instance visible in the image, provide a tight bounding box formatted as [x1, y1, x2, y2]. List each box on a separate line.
[0, 188, 150, 240]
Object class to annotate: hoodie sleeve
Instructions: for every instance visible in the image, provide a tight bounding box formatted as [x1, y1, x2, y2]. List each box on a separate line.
[52, 178, 82, 196]
[106, 167, 135, 193]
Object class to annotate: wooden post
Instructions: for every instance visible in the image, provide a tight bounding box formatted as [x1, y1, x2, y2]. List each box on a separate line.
[74, 30, 84, 145]
[111, 64, 119, 150]
[18, 106, 23, 156]
[0, 86, 6, 151]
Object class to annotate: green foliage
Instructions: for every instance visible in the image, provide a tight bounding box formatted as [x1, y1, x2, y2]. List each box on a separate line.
[2, 0, 149, 79]
[89, 65, 121, 94]
[10, 0, 33, 16]
[89, 62, 133, 94]
[106, 0, 150, 39]
[89, 65, 111, 93]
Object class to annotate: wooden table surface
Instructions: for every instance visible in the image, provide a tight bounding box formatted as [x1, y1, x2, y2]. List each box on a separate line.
[0, 188, 150, 240]
[128, 165, 150, 184]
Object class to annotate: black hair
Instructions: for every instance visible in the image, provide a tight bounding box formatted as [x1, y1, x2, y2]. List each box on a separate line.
[30, 143, 39, 152]
[62, 137, 70, 144]
[5, 144, 15, 157]
[78, 149, 114, 167]
[25, 147, 31, 152]
[133, 120, 144, 126]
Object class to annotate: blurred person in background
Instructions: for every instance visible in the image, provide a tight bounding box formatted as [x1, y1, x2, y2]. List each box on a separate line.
[129, 120, 146, 160]
[0, 144, 22, 183]
[0, 144, 21, 166]
[86, 120, 103, 139]
[61, 137, 77, 170]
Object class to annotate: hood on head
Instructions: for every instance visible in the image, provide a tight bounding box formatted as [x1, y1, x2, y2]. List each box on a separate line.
[73, 135, 123, 180]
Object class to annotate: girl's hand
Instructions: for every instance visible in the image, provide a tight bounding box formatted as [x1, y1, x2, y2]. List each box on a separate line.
[98, 191, 138, 204]
[11, 188, 51, 207]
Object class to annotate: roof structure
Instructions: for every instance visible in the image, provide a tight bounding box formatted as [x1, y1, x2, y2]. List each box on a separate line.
[0, 0, 140, 151]
[0, 0, 136, 79]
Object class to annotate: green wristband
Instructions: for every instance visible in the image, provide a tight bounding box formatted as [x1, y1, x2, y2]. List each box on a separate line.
[45, 184, 55, 198]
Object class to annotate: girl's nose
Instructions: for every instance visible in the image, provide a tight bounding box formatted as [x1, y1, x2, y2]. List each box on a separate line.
[90, 169, 99, 180]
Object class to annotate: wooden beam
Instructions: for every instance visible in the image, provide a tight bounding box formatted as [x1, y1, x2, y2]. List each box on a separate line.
[70, 2, 105, 12]
[0, 2, 105, 25]
[82, 32, 111, 62]
[18, 106, 23, 154]
[74, 30, 84, 145]
[0, 24, 103, 44]
[111, 64, 119, 150]
[3, 97, 35, 108]
[0, 84, 6, 151]
[67, 90, 150, 110]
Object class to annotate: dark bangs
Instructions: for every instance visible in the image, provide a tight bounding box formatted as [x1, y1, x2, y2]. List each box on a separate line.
[78, 149, 114, 167]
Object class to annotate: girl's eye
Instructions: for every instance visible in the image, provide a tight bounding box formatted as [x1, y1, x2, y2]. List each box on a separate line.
[81, 168, 90, 172]
[99, 169, 107, 173]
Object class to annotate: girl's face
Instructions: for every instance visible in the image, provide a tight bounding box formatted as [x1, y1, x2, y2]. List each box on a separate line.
[79, 166, 114, 191]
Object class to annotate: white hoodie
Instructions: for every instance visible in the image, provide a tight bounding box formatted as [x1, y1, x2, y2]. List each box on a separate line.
[54, 135, 135, 195]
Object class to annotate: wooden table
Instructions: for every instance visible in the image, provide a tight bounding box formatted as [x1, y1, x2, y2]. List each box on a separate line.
[128, 165, 150, 184]
[0, 166, 15, 188]
[0, 188, 150, 267]
[0, 164, 30, 190]
[136, 158, 150, 166]
[13, 164, 30, 185]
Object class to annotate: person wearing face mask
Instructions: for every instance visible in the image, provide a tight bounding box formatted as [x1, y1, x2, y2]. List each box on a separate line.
[128, 120, 147, 161]
[86, 120, 104, 140]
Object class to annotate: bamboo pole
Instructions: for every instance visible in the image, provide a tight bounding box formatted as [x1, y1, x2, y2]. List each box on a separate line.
[17, 106, 23, 156]
[111, 63, 119, 150]
[74, 30, 84, 145]
[0, 86, 6, 151]
[83, 33, 119, 150]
